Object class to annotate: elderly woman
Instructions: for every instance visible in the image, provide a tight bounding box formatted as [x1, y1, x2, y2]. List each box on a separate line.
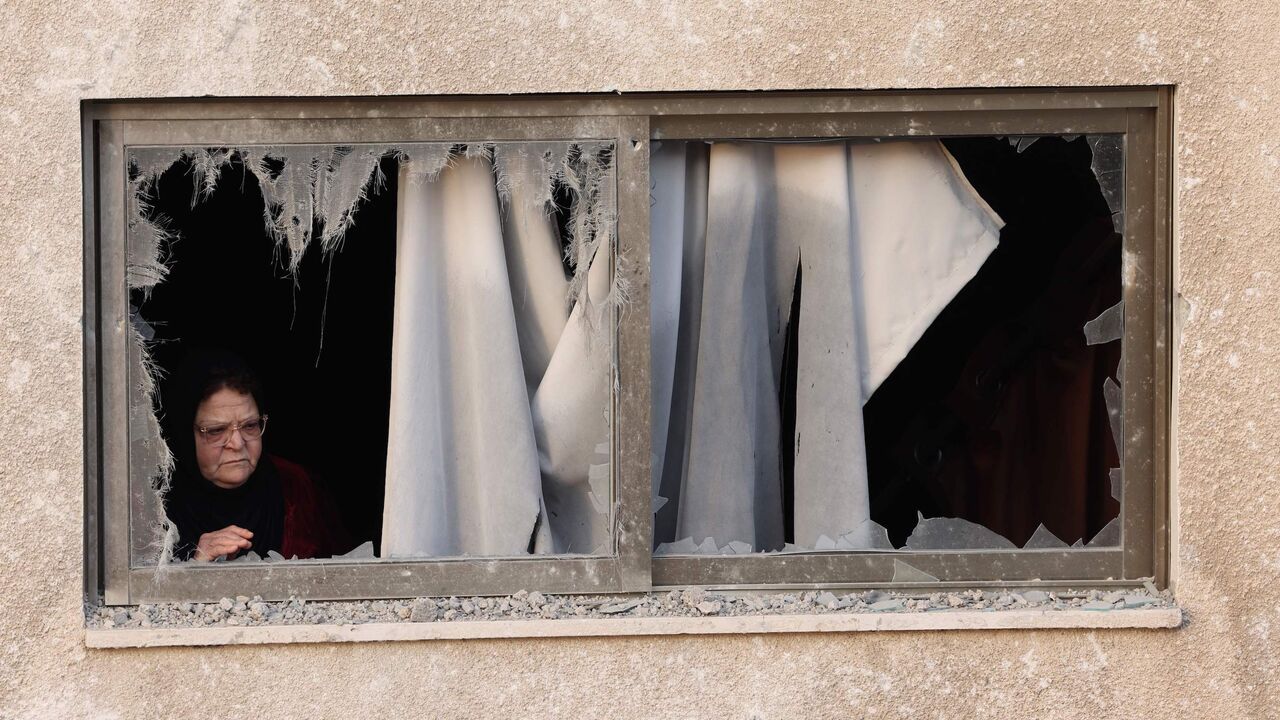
[162, 349, 351, 562]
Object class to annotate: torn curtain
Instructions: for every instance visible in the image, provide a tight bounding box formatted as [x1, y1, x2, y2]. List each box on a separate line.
[380, 151, 613, 557]
[380, 139, 1000, 558]
[650, 140, 1004, 552]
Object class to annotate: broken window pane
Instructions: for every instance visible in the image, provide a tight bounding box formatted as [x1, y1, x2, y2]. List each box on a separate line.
[650, 135, 1122, 554]
[126, 142, 619, 564]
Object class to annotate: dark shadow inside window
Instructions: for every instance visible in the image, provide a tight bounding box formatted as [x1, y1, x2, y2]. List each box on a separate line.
[132, 155, 400, 554]
[863, 136, 1122, 547]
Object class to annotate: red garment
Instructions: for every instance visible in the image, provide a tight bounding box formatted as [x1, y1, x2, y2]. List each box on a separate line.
[271, 455, 354, 559]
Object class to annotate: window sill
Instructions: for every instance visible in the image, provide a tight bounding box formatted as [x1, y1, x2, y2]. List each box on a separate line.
[85, 606, 1182, 648]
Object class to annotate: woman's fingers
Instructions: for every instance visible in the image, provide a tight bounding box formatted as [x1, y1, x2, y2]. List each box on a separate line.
[218, 533, 252, 549]
[207, 542, 241, 557]
[195, 528, 254, 561]
[211, 529, 253, 549]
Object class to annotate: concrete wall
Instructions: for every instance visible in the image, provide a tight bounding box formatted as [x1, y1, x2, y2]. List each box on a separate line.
[2, 1, 1277, 717]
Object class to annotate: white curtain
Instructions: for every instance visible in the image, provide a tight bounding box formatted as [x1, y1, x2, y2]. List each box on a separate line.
[380, 139, 1000, 558]
[381, 151, 612, 557]
[650, 139, 1004, 552]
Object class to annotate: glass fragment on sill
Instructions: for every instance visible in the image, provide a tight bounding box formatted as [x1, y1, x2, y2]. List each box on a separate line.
[1084, 301, 1124, 345]
[1087, 134, 1125, 231]
[810, 520, 895, 551]
[904, 513, 1018, 550]
[813, 534, 852, 551]
[891, 559, 939, 583]
[654, 537, 754, 555]
[1023, 524, 1070, 549]
[1085, 516, 1120, 547]
[654, 537, 698, 555]
[655, 518, 898, 556]
[336, 540, 376, 559]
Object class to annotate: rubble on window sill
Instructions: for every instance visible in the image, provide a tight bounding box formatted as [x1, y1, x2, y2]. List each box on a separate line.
[86, 584, 1175, 631]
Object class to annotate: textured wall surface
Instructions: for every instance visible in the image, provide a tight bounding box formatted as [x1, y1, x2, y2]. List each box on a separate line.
[2, 1, 1278, 718]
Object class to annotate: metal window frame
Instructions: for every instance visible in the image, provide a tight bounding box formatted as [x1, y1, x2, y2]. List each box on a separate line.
[85, 108, 655, 604]
[83, 87, 1171, 604]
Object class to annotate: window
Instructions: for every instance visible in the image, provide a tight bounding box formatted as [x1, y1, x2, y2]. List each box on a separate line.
[83, 89, 1171, 605]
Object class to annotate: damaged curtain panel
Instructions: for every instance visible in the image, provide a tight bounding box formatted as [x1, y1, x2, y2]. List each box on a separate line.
[650, 140, 1004, 553]
[381, 143, 617, 558]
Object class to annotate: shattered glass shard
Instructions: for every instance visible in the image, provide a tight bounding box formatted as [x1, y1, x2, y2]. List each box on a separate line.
[1102, 376, 1123, 456]
[337, 540, 376, 559]
[905, 512, 1017, 550]
[1084, 301, 1124, 345]
[654, 537, 698, 555]
[1012, 136, 1040, 153]
[1086, 517, 1121, 547]
[1023, 524, 1070, 549]
[1087, 134, 1125, 231]
[891, 559, 940, 583]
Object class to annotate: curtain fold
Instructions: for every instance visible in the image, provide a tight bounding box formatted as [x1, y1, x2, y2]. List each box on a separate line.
[653, 139, 1004, 551]
[381, 151, 612, 557]
[382, 157, 549, 557]
[530, 244, 612, 554]
[651, 142, 710, 545]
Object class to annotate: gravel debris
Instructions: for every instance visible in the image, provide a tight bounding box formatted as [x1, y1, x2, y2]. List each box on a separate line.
[408, 600, 433, 622]
[695, 600, 723, 615]
[600, 599, 643, 615]
[85, 583, 1174, 630]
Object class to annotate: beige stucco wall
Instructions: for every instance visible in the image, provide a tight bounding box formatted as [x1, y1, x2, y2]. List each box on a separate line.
[2, 1, 1277, 717]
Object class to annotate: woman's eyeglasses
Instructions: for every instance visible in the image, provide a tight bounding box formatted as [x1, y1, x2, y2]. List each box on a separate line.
[195, 416, 268, 446]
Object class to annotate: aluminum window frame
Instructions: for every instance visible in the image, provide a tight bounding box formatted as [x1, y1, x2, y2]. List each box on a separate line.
[83, 88, 1171, 605]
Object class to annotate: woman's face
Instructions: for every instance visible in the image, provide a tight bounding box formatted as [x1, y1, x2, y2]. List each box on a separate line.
[192, 387, 263, 489]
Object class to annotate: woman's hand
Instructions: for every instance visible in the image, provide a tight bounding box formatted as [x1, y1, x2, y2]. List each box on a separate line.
[193, 525, 254, 561]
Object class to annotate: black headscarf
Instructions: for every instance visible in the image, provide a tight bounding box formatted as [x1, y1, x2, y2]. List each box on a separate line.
[161, 348, 285, 560]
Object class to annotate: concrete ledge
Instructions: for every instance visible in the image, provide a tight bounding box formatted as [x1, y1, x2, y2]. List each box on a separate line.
[85, 607, 1183, 648]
